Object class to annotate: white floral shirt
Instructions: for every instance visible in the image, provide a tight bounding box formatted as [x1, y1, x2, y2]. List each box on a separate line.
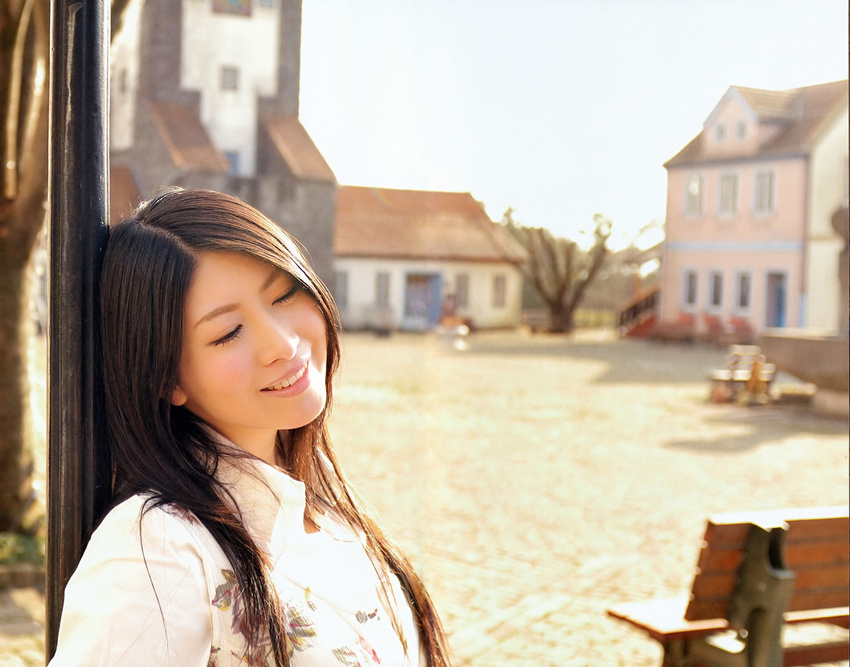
[49, 455, 423, 666]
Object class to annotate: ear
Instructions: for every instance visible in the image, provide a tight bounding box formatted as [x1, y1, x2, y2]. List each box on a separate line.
[170, 385, 188, 407]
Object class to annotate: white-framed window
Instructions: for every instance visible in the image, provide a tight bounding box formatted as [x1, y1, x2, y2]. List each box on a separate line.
[683, 270, 698, 311]
[736, 121, 747, 141]
[455, 273, 469, 308]
[375, 272, 390, 308]
[754, 170, 775, 215]
[715, 124, 726, 143]
[735, 271, 752, 314]
[708, 270, 723, 312]
[719, 173, 738, 216]
[686, 174, 703, 217]
[333, 271, 348, 311]
[221, 65, 239, 90]
[492, 274, 507, 308]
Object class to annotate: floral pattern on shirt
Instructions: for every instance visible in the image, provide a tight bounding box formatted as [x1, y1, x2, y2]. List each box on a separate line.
[210, 569, 273, 666]
[331, 635, 382, 667]
[284, 603, 318, 655]
[207, 569, 394, 666]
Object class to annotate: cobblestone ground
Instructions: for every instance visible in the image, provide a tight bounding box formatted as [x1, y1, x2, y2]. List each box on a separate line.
[2, 330, 848, 666]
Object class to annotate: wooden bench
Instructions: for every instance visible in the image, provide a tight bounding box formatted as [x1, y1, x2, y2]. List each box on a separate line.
[607, 506, 849, 666]
[709, 345, 776, 404]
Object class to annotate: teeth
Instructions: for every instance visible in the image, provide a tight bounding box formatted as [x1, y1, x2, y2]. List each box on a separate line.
[264, 365, 306, 391]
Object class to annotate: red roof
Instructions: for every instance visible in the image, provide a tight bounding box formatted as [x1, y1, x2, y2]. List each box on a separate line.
[665, 80, 848, 167]
[149, 101, 229, 172]
[110, 164, 142, 222]
[334, 186, 527, 264]
[261, 115, 336, 183]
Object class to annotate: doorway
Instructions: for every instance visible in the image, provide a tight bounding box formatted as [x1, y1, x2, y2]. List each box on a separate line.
[765, 272, 787, 327]
[403, 273, 442, 330]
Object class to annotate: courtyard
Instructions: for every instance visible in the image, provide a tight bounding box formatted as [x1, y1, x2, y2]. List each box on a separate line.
[1, 329, 848, 665]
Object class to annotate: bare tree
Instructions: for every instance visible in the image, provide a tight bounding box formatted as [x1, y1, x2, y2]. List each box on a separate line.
[0, 0, 131, 533]
[504, 209, 612, 333]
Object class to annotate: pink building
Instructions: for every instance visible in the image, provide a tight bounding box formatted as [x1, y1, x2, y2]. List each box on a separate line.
[659, 80, 848, 341]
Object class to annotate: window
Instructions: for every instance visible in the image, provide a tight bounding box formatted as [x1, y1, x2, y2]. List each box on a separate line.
[755, 171, 775, 215]
[375, 272, 390, 308]
[223, 151, 239, 175]
[258, 0, 274, 5]
[719, 173, 737, 215]
[221, 66, 239, 90]
[492, 274, 506, 308]
[683, 270, 698, 310]
[736, 121, 747, 141]
[686, 175, 703, 216]
[735, 271, 751, 313]
[715, 124, 726, 143]
[455, 273, 469, 308]
[333, 271, 348, 311]
[709, 271, 723, 310]
[213, 0, 252, 15]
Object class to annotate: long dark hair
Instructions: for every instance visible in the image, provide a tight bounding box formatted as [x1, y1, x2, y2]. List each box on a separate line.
[99, 188, 451, 666]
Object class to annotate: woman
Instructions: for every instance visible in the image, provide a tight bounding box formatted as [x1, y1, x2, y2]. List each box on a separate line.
[50, 189, 451, 666]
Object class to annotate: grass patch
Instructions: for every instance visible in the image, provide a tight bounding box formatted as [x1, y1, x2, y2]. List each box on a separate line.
[0, 532, 45, 567]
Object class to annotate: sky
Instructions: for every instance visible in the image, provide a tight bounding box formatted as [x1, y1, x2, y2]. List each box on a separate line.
[299, 0, 848, 249]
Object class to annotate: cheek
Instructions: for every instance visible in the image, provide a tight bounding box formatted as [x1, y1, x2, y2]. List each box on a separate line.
[180, 348, 252, 400]
[299, 300, 328, 344]
[211, 354, 253, 386]
[309, 313, 330, 372]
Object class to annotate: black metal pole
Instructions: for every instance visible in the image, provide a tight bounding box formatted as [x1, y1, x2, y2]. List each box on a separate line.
[46, 0, 110, 658]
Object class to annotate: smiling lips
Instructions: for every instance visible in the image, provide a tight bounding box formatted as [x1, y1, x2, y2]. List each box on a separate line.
[262, 364, 307, 391]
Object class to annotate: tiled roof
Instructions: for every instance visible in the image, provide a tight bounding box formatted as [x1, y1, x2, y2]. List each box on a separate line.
[665, 80, 848, 167]
[334, 186, 528, 264]
[261, 115, 336, 183]
[110, 164, 142, 222]
[761, 80, 849, 153]
[734, 87, 798, 119]
[149, 101, 229, 172]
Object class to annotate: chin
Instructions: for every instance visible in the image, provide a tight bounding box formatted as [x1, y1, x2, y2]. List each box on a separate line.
[282, 391, 327, 430]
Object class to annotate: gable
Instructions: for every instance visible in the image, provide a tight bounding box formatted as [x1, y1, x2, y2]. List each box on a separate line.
[666, 80, 848, 168]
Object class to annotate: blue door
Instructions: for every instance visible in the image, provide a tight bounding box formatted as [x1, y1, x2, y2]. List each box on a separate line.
[765, 272, 787, 328]
[403, 273, 442, 331]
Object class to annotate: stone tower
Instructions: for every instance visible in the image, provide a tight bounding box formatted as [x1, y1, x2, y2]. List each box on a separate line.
[110, 0, 336, 282]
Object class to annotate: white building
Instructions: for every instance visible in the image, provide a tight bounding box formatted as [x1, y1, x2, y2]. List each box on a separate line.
[333, 186, 527, 331]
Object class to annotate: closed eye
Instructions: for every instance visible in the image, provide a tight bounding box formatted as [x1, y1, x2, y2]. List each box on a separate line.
[273, 283, 301, 305]
[213, 325, 242, 346]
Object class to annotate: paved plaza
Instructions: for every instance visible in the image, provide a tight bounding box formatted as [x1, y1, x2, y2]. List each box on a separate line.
[1, 330, 848, 665]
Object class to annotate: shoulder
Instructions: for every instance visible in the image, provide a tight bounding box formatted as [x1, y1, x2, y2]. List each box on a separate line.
[52, 496, 218, 665]
[88, 495, 205, 555]
[77, 494, 229, 589]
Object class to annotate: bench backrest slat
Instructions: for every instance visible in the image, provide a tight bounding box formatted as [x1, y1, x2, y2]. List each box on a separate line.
[685, 507, 849, 622]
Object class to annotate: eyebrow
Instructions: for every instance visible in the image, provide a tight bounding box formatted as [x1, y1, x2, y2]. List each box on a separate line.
[194, 266, 282, 328]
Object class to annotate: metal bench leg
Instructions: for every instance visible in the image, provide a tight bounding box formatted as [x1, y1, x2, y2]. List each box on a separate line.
[663, 639, 688, 667]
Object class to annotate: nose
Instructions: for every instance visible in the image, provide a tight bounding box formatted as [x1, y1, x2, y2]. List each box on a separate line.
[257, 310, 298, 365]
